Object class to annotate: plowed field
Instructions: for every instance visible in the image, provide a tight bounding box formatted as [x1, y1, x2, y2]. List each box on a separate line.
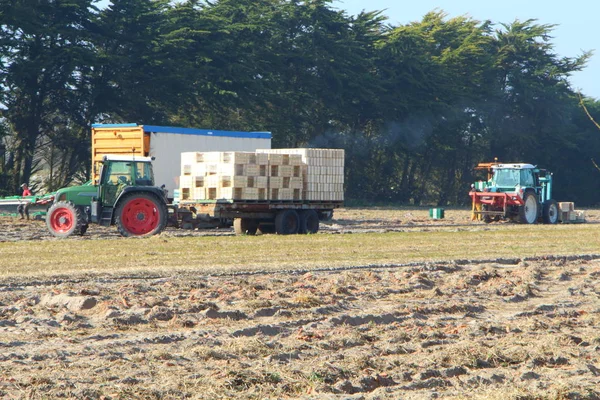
[1, 209, 600, 399]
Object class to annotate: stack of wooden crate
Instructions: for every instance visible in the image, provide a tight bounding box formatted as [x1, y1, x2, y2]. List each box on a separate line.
[179, 151, 269, 201]
[178, 148, 344, 202]
[263, 152, 303, 200]
[258, 148, 344, 201]
[558, 202, 585, 223]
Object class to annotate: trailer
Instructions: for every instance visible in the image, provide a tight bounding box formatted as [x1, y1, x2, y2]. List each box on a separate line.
[176, 200, 342, 235]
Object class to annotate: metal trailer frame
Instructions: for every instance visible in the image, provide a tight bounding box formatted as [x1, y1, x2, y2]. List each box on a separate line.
[174, 200, 344, 234]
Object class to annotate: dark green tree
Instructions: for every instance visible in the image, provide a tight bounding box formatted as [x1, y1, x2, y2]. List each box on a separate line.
[0, 0, 97, 192]
[485, 20, 589, 162]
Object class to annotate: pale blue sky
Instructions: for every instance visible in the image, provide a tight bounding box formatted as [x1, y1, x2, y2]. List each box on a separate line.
[336, 0, 599, 99]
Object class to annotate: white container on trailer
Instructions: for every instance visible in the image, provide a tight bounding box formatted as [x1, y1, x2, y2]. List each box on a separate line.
[91, 123, 271, 196]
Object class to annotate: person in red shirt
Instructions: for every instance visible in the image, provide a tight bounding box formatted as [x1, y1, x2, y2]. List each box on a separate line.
[18, 183, 32, 220]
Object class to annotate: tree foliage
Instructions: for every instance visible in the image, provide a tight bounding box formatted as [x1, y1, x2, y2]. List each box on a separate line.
[0, 0, 598, 204]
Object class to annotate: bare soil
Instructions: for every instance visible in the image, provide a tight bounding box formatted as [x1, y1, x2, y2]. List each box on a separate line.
[1, 209, 600, 399]
[3, 207, 599, 241]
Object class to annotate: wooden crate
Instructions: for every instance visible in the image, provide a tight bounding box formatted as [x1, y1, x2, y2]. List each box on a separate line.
[221, 151, 253, 164]
[242, 188, 259, 200]
[219, 176, 248, 188]
[559, 202, 574, 212]
[219, 187, 244, 200]
[279, 165, 293, 178]
[254, 176, 268, 188]
[269, 177, 283, 189]
[193, 188, 207, 200]
[179, 175, 193, 189]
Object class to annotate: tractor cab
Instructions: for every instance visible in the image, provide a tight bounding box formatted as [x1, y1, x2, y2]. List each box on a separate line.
[98, 155, 155, 208]
[492, 164, 536, 190]
[484, 164, 552, 204]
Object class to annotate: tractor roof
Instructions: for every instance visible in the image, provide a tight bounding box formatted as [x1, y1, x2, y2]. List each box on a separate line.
[493, 163, 535, 170]
[102, 155, 153, 163]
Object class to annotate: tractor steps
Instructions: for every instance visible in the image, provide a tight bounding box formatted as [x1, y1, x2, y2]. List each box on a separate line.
[99, 207, 113, 227]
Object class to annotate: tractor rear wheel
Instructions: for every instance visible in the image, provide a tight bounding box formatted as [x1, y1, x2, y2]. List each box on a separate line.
[233, 218, 258, 235]
[275, 210, 300, 235]
[115, 193, 167, 237]
[542, 199, 559, 224]
[46, 201, 84, 238]
[518, 190, 539, 224]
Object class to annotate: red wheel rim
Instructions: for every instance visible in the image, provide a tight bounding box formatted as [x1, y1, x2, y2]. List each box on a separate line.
[50, 207, 74, 233]
[120, 198, 159, 235]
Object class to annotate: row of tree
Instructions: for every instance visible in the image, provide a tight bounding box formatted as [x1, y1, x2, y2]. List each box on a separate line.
[1, 0, 599, 205]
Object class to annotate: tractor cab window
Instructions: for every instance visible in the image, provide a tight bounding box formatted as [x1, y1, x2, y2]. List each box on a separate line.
[520, 169, 535, 187]
[134, 162, 154, 186]
[494, 169, 520, 187]
[103, 161, 132, 186]
[100, 160, 132, 207]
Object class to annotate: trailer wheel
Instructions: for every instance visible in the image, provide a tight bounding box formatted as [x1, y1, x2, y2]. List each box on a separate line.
[299, 210, 319, 234]
[115, 193, 167, 237]
[518, 190, 539, 224]
[234, 218, 258, 235]
[46, 201, 84, 238]
[275, 210, 299, 235]
[542, 199, 559, 224]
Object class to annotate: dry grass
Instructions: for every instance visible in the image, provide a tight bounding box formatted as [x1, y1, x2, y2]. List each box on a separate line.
[1, 219, 600, 278]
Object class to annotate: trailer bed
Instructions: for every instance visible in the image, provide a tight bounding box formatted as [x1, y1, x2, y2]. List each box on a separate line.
[178, 199, 343, 219]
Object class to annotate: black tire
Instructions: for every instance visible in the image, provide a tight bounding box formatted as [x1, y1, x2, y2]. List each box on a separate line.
[299, 210, 320, 234]
[481, 204, 492, 224]
[518, 190, 539, 224]
[46, 201, 84, 238]
[275, 210, 300, 235]
[542, 199, 559, 224]
[233, 218, 258, 235]
[115, 193, 168, 237]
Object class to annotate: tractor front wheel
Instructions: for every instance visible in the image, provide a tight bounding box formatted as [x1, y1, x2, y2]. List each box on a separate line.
[518, 190, 539, 224]
[542, 199, 559, 224]
[115, 193, 167, 237]
[46, 201, 84, 238]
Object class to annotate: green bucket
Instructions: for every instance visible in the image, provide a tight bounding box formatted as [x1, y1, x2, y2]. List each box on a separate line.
[429, 208, 445, 219]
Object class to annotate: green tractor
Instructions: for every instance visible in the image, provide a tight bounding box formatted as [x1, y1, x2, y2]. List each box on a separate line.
[46, 155, 169, 237]
[470, 162, 559, 224]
